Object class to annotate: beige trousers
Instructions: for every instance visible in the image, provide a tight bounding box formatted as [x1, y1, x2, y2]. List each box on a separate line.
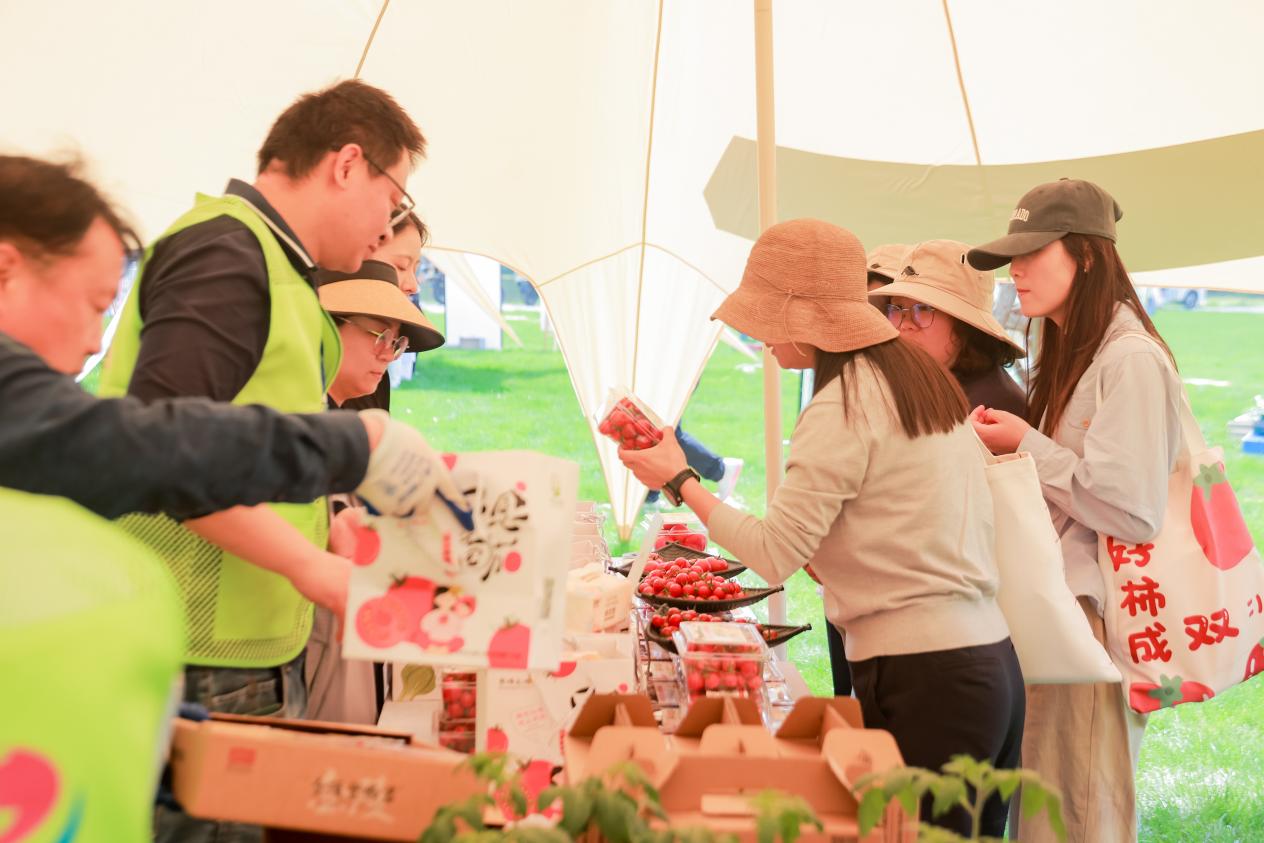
[1011, 598, 1147, 843]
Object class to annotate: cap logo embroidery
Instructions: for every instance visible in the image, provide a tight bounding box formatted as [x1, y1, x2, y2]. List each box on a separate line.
[1011, 208, 1031, 222]
[900, 265, 918, 277]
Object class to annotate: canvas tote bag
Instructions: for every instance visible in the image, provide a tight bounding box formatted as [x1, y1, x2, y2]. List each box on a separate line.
[975, 435, 1121, 684]
[1096, 332, 1264, 712]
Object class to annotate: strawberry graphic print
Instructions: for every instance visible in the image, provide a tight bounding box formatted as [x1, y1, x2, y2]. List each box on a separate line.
[1190, 463, 1255, 570]
[341, 451, 578, 670]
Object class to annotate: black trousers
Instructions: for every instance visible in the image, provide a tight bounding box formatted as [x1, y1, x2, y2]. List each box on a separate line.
[825, 618, 853, 695]
[849, 638, 1025, 838]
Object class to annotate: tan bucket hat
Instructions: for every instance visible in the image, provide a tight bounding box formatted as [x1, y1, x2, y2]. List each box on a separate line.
[873, 240, 1025, 355]
[316, 260, 445, 352]
[866, 243, 910, 284]
[711, 219, 898, 353]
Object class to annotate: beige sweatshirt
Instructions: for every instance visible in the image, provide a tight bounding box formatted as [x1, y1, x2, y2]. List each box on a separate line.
[709, 359, 1009, 662]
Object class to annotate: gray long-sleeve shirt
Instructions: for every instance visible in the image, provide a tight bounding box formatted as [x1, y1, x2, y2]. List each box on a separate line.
[0, 333, 369, 520]
[1018, 305, 1183, 612]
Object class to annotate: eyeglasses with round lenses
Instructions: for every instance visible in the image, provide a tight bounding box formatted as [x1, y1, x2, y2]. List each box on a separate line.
[885, 302, 937, 329]
[338, 317, 410, 359]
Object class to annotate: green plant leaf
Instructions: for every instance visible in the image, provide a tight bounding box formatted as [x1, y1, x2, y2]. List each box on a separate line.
[556, 788, 593, 838]
[1020, 782, 1047, 819]
[755, 813, 778, 843]
[928, 776, 968, 818]
[894, 787, 918, 820]
[857, 787, 889, 835]
[507, 784, 529, 819]
[451, 795, 488, 833]
[592, 791, 636, 843]
[941, 755, 987, 789]
[419, 808, 457, 843]
[995, 772, 1021, 802]
[1045, 792, 1068, 842]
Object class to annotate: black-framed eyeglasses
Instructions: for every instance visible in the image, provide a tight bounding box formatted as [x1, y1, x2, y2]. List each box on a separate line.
[885, 302, 937, 329]
[361, 152, 417, 227]
[336, 317, 410, 359]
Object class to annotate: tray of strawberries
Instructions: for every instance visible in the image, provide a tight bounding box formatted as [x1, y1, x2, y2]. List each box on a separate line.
[612, 549, 745, 581]
[635, 563, 781, 611]
[645, 608, 812, 653]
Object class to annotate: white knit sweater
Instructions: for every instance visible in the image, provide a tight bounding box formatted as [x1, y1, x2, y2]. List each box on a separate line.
[709, 360, 1009, 662]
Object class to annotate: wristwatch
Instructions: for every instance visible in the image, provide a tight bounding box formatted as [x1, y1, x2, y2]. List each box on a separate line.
[662, 468, 701, 506]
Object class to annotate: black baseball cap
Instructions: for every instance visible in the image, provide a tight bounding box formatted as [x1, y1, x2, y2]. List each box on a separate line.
[967, 179, 1123, 271]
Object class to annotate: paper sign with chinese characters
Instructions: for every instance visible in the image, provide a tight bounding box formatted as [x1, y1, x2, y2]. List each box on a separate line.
[343, 451, 578, 671]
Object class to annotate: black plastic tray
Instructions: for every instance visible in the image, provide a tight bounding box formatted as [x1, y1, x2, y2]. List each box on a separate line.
[646, 622, 813, 654]
[637, 584, 782, 612]
[612, 543, 746, 579]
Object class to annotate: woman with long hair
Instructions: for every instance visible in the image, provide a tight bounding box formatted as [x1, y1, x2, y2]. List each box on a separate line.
[969, 179, 1183, 843]
[621, 219, 1024, 837]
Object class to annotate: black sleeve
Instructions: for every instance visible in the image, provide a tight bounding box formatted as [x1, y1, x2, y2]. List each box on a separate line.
[0, 336, 369, 520]
[127, 217, 271, 402]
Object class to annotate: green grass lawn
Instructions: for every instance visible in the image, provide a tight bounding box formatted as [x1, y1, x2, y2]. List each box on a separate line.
[397, 303, 1264, 841]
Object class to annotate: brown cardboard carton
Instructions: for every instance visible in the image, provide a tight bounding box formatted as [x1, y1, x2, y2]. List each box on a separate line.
[171, 714, 483, 841]
[562, 694, 916, 842]
[772, 696, 864, 755]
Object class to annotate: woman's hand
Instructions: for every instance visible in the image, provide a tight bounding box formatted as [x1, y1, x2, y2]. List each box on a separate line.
[618, 427, 688, 490]
[970, 405, 1031, 454]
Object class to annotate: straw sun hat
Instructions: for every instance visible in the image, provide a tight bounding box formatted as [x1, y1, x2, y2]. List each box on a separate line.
[711, 219, 898, 353]
[315, 260, 445, 352]
[873, 240, 1024, 355]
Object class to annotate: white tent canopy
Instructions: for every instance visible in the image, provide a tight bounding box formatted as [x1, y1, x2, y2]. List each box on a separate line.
[4, 1, 1263, 535]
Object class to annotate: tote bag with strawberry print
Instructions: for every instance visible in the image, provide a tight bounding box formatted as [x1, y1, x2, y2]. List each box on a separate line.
[1097, 332, 1264, 714]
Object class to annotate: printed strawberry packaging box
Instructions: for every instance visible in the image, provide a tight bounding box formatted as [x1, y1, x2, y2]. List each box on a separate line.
[595, 389, 665, 451]
[344, 451, 579, 670]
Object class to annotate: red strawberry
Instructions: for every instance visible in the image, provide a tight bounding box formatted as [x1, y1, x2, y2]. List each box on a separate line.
[486, 726, 509, 753]
[1190, 463, 1256, 570]
[487, 621, 531, 668]
[1246, 639, 1264, 681]
[1128, 675, 1214, 712]
[352, 524, 381, 567]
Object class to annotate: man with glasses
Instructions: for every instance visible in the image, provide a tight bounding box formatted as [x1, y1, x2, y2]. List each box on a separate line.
[97, 78, 430, 843]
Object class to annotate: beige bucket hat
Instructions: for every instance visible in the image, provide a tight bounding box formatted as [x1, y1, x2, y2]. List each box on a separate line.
[316, 260, 445, 352]
[866, 243, 910, 284]
[711, 219, 898, 353]
[873, 240, 1025, 355]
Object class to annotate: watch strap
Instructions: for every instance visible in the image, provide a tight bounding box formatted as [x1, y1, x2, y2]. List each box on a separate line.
[663, 468, 701, 506]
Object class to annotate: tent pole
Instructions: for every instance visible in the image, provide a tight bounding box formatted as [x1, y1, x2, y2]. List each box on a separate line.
[754, 0, 788, 640]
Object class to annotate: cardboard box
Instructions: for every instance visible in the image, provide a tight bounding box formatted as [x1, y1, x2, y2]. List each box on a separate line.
[564, 694, 916, 842]
[171, 714, 484, 841]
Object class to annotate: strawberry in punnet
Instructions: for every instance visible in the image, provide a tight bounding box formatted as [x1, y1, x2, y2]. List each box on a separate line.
[488, 620, 532, 668]
[1128, 675, 1214, 712]
[1245, 638, 1264, 681]
[1190, 462, 1256, 570]
[352, 524, 381, 567]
